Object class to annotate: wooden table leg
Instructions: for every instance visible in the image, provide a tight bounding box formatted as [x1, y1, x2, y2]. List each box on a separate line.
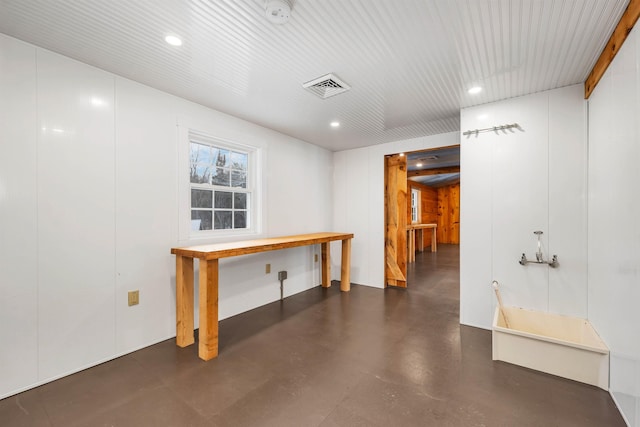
[431, 227, 437, 252]
[408, 229, 416, 263]
[198, 259, 219, 361]
[321, 242, 331, 288]
[176, 255, 194, 347]
[340, 238, 351, 292]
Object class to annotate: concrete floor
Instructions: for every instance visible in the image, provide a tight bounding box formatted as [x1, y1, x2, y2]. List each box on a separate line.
[1, 244, 626, 426]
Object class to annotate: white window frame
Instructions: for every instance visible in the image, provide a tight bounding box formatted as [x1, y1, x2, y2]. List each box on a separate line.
[179, 127, 263, 242]
[411, 188, 420, 224]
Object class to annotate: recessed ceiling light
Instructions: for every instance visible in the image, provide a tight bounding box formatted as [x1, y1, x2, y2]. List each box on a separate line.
[165, 34, 182, 46]
[330, 121, 340, 128]
[468, 86, 482, 94]
[416, 163, 423, 167]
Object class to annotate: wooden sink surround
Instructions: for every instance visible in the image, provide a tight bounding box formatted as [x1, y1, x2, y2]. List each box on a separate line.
[171, 232, 354, 361]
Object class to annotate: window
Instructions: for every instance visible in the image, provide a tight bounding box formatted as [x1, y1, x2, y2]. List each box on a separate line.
[411, 188, 420, 224]
[189, 134, 254, 233]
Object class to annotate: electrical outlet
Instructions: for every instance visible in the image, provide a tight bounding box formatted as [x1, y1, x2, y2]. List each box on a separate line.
[266, 263, 271, 274]
[128, 290, 139, 306]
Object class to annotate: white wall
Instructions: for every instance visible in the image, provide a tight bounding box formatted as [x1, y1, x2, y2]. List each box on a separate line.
[332, 132, 458, 288]
[0, 33, 333, 399]
[588, 23, 640, 427]
[460, 84, 587, 329]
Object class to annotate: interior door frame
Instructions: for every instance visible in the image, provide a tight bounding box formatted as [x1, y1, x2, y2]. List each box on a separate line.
[384, 153, 407, 288]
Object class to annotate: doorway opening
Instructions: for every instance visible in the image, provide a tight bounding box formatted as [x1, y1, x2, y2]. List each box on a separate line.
[384, 145, 460, 288]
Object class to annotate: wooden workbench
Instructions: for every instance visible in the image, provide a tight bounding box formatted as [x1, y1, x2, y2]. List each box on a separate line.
[406, 223, 437, 262]
[171, 232, 354, 360]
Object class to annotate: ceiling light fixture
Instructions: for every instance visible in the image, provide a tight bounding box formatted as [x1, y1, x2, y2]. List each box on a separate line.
[468, 86, 482, 94]
[265, 0, 293, 25]
[165, 34, 182, 46]
[330, 121, 340, 128]
[416, 163, 423, 167]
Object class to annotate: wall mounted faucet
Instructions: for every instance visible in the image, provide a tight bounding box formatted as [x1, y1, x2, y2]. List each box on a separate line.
[519, 230, 558, 268]
[534, 230, 543, 261]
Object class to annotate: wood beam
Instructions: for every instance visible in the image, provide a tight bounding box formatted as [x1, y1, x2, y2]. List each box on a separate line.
[408, 166, 460, 178]
[585, 0, 640, 99]
[384, 154, 407, 288]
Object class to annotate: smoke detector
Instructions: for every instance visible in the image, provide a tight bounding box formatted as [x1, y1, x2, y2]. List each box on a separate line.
[302, 73, 351, 99]
[265, 0, 293, 25]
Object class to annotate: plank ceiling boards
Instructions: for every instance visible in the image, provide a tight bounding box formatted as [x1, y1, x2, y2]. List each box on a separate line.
[0, 0, 629, 151]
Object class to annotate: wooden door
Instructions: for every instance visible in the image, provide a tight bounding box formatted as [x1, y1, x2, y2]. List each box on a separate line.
[384, 154, 407, 287]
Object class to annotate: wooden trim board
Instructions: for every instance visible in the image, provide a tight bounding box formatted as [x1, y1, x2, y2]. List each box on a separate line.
[585, 0, 640, 98]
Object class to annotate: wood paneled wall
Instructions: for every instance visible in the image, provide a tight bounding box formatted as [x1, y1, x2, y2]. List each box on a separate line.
[408, 181, 437, 248]
[408, 181, 460, 245]
[437, 183, 460, 244]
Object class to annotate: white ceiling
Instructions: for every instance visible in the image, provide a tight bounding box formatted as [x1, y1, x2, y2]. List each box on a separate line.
[0, 0, 629, 151]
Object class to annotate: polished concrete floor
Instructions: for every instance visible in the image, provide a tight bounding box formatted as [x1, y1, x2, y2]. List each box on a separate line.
[1, 245, 626, 426]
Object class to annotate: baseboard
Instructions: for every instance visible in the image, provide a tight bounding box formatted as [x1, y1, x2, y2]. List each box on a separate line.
[610, 390, 632, 427]
[0, 333, 174, 401]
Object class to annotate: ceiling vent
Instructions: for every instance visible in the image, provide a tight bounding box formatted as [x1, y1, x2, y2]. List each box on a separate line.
[302, 73, 351, 99]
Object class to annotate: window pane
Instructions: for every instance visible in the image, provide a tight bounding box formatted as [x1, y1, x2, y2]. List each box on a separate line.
[230, 151, 247, 171]
[190, 143, 211, 165]
[191, 165, 210, 184]
[234, 211, 247, 229]
[189, 136, 254, 234]
[191, 189, 212, 208]
[234, 192, 247, 209]
[214, 191, 232, 208]
[231, 170, 247, 188]
[211, 168, 230, 186]
[214, 211, 232, 229]
[213, 148, 230, 168]
[191, 210, 212, 230]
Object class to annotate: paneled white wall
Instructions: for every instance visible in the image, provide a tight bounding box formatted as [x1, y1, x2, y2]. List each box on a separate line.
[332, 132, 459, 288]
[37, 49, 117, 379]
[0, 34, 38, 396]
[588, 23, 640, 427]
[0, 33, 332, 399]
[460, 84, 587, 329]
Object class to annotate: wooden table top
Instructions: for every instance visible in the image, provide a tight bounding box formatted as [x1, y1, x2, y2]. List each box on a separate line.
[406, 223, 437, 230]
[171, 232, 354, 260]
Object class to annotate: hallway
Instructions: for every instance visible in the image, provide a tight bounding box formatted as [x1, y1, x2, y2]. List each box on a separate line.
[1, 245, 625, 426]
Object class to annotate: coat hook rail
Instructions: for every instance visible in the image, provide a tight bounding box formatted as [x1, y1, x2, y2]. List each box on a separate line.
[463, 123, 520, 136]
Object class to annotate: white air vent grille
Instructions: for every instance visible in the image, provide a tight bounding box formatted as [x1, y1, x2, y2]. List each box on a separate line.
[302, 73, 351, 99]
